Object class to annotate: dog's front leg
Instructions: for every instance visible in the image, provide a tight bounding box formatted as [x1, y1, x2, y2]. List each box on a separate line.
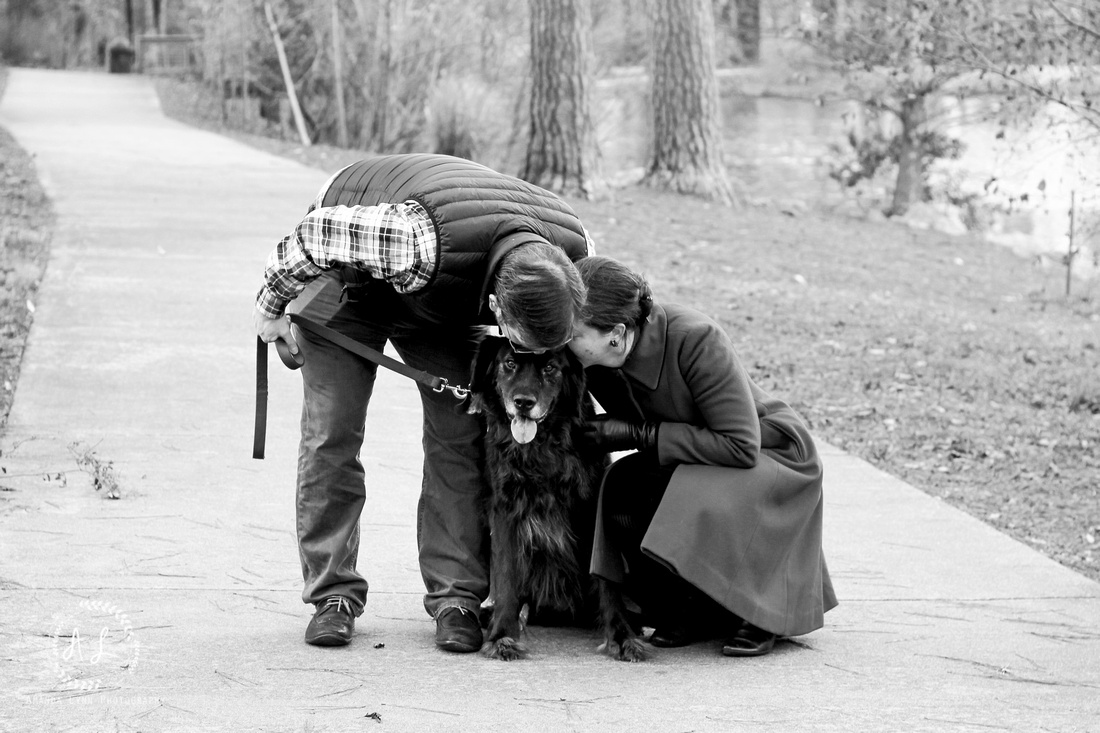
[482, 521, 528, 661]
[597, 578, 650, 662]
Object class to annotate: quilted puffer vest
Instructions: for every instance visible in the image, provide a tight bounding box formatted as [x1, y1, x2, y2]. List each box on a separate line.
[318, 154, 590, 324]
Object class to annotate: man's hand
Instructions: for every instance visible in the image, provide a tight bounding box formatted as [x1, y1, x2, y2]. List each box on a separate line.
[253, 307, 298, 357]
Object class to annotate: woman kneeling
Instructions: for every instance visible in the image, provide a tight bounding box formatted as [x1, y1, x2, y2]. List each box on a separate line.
[569, 256, 837, 659]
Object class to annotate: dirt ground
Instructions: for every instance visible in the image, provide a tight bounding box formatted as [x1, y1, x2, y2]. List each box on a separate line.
[0, 70, 52, 441]
[1, 69, 1097, 584]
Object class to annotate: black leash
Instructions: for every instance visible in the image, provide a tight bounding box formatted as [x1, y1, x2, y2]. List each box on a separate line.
[252, 313, 469, 460]
[252, 336, 269, 459]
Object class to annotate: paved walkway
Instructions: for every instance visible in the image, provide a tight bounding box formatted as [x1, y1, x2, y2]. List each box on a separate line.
[1, 68, 1098, 733]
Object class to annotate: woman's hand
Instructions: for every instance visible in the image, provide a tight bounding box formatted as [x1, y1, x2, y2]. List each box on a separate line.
[582, 416, 659, 453]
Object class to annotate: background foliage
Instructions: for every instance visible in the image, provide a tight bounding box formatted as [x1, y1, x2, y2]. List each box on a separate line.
[3, 1, 1097, 213]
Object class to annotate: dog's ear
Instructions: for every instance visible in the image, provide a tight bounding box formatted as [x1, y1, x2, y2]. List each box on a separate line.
[464, 336, 505, 414]
[468, 335, 506, 398]
[559, 347, 588, 419]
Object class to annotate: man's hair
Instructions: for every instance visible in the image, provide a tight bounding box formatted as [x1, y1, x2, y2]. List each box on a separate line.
[576, 256, 653, 331]
[494, 242, 585, 350]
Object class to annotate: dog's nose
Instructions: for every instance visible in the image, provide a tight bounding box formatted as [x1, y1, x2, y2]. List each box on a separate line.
[513, 396, 536, 412]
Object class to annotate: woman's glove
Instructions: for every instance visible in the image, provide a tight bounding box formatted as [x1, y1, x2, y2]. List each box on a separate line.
[582, 416, 659, 453]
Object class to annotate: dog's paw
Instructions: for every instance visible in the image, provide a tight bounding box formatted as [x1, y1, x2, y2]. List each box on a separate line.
[597, 635, 651, 662]
[617, 636, 651, 662]
[481, 636, 528, 661]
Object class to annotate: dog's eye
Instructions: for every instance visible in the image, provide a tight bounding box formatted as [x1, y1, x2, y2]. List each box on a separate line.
[503, 358, 517, 370]
[542, 363, 559, 375]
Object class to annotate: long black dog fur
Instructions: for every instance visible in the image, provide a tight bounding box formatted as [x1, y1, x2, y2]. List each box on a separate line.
[466, 336, 606, 660]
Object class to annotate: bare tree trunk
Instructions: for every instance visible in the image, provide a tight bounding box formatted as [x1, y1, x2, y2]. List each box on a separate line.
[349, 0, 371, 148]
[263, 1, 311, 147]
[645, 0, 736, 205]
[708, 1, 754, 65]
[735, 0, 759, 63]
[522, 0, 602, 198]
[374, 0, 394, 150]
[888, 95, 925, 217]
[331, 0, 349, 148]
[238, 0, 248, 128]
[712, 0, 740, 66]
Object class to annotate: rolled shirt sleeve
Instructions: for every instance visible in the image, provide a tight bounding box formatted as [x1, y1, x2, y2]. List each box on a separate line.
[255, 199, 437, 318]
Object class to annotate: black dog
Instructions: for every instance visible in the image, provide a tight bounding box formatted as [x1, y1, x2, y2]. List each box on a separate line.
[467, 336, 605, 660]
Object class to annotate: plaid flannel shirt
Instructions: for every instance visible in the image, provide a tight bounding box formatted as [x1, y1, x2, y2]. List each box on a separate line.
[255, 198, 437, 318]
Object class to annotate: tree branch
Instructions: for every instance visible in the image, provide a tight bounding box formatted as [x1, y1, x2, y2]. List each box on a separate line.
[1045, 0, 1100, 43]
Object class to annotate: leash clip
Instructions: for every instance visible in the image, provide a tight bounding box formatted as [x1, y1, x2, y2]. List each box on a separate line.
[433, 379, 470, 400]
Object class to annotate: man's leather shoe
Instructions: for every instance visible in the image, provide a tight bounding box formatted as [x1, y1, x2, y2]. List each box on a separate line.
[305, 596, 355, 646]
[721, 621, 777, 657]
[435, 607, 482, 653]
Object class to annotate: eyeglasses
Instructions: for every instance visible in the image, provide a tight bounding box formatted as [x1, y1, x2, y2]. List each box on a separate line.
[508, 336, 573, 355]
[507, 338, 542, 355]
[496, 326, 572, 355]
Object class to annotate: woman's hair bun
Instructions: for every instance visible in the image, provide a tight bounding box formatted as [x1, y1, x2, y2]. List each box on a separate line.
[637, 282, 654, 322]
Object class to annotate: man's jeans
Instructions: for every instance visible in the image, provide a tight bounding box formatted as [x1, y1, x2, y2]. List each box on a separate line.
[291, 275, 488, 618]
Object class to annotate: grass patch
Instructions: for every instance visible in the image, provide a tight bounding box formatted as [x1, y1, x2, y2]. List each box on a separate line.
[0, 65, 53, 432]
[571, 191, 1100, 581]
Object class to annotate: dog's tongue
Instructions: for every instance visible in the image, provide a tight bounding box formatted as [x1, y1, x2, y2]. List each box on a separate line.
[510, 416, 537, 444]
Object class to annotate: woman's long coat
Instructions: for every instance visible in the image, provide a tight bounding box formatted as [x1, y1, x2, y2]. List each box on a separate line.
[586, 302, 837, 637]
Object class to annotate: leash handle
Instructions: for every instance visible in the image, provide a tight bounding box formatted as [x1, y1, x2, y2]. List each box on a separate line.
[253, 335, 304, 460]
[275, 338, 304, 369]
[253, 336, 269, 459]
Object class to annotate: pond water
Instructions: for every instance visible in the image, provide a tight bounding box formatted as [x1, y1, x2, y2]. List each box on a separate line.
[593, 79, 1100, 278]
[597, 83, 851, 205]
